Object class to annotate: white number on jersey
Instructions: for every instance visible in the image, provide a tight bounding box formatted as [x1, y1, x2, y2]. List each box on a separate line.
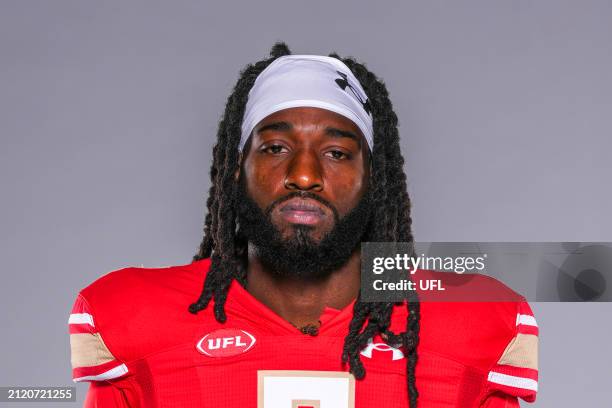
[257, 370, 355, 408]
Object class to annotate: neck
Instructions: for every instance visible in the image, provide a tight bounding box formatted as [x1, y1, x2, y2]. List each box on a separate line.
[245, 243, 361, 329]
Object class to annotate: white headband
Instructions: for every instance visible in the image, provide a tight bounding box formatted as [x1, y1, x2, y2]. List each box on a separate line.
[239, 55, 374, 151]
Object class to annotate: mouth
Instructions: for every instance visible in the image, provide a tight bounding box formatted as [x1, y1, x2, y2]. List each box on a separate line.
[277, 198, 327, 226]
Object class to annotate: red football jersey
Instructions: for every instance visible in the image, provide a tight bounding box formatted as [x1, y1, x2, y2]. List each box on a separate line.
[68, 258, 539, 407]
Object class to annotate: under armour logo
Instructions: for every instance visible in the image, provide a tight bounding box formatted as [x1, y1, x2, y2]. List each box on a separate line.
[335, 71, 372, 115]
[360, 339, 405, 361]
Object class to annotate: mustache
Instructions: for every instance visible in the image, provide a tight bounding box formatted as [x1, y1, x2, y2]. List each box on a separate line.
[264, 191, 340, 222]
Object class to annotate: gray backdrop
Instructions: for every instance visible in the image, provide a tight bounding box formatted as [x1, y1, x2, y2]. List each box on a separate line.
[1, 1, 611, 406]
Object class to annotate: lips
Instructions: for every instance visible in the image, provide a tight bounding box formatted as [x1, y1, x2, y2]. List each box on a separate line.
[278, 198, 326, 225]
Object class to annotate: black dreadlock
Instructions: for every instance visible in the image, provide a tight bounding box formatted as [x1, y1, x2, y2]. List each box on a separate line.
[190, 42, 420, 408]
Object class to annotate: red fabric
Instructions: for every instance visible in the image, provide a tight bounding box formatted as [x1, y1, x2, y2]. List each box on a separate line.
[84, 382, 130, 408]
[480, 393, 521, 408]
[72, 259, 537, 407]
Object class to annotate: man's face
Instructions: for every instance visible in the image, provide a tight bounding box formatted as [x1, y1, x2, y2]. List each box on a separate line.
[237, 107, 372, 278]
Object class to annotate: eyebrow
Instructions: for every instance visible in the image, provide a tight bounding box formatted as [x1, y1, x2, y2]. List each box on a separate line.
[256, 121, 362, 149]
[324, 127, 362, 149]
[256, 121, 293, 134]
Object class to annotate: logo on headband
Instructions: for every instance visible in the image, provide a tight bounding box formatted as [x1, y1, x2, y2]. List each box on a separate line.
[335, 71, 372, 116]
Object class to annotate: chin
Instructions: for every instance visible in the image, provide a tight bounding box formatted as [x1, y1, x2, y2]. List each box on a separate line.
[281, 223, 330, 244]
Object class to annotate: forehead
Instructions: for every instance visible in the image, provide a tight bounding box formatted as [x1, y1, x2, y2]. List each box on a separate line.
[253, 107, 365, 139]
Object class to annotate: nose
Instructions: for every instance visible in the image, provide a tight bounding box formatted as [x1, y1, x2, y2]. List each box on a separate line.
[284, 149, 324, 192]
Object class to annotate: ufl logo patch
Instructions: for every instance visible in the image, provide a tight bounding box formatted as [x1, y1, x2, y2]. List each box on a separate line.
[196, 328, 257, 357]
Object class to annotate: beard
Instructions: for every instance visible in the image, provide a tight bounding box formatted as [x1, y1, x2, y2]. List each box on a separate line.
[236, 177, 373, 281]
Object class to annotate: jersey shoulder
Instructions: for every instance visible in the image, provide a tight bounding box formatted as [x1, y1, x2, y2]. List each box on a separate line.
[406, 270, 539, 403]
[79, 258, 209, 318]
[68, 258, 212, 382]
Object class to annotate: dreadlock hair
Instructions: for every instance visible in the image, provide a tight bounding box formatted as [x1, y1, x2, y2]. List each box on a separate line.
[190, 42, 421, 407]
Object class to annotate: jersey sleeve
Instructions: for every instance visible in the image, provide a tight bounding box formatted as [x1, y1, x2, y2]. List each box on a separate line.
[485, 300, 539, 403]
[68, 294, 129, 383]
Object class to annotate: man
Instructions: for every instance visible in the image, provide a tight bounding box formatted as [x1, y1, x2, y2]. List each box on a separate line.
[69, 43, 538, 407]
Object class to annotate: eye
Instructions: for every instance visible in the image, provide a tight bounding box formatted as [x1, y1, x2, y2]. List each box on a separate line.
[324, 150, 351, 160]
[261, 144, 289, 155]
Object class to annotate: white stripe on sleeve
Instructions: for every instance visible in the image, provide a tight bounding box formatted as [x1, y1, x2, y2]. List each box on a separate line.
[487, 371, 538, 392]
[73, 364, 128, 382]
[516, 314, 538, 327]
[68, 313, 94, 327]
